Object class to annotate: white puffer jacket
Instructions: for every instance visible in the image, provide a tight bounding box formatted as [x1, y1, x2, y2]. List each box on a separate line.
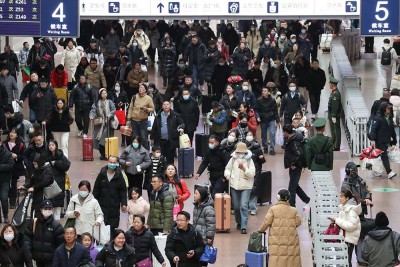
[61, 46, 81, 83]
[390, 95, 400, 125]
[224, 151, 255, 190]
[66, 193, 104, 235]
[334, 202, 361, 245]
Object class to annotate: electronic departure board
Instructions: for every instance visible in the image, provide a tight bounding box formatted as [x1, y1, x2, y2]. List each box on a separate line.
[0, 0, 79, 37]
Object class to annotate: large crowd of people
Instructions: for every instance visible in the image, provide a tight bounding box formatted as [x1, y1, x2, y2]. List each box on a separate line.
[0, 19, 399, 267]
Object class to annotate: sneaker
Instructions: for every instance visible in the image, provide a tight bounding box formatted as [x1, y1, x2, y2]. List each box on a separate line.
[77, 130, 83, 137]
[388, 171, 397, 179]
[311, 114, 316, 120]
[3, 218, 10, 224]
[82, 134, 88, 138]
[250, 211, 257, 216]
[263, 148, 268, 154]
[372, 171, 382, 177]
[269, 150, 276, 155]
[241, 229, 247, 234]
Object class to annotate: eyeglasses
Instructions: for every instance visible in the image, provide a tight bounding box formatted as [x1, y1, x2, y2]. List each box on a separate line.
[176, 219, 188, 222]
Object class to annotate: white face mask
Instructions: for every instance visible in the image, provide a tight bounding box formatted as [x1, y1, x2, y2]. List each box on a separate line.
[289, 86, 296, 92]
[115, 86, 120, 91]
[237, 154, 245, 159]
[218, 39, 222, 43]
[242, 86, 249, 91]
[148, 88, 154, 93]
[79, 190, 89, 198]
[227, 136, 236, 143]
[4, 233, 14, 241]
[264, 41, 270, 46]
[246, 136, 254, 142]
[154, 152, 161, 158]
[41, 210, 53, 217]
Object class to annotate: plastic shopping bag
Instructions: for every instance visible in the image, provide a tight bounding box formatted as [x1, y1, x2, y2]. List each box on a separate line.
[200, 245, 218, 264]
[93, 223, 110, 246]
[147, 112, 156, 131]
[179, 133, 191, 148]
[173, 202, 180, 221]
[388, 146, 400, 162]
[360, 157, 384, 174]
[275, 124, 284, 146]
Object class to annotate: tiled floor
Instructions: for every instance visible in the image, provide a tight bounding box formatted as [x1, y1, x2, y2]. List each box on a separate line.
[2, 39, 400, 267]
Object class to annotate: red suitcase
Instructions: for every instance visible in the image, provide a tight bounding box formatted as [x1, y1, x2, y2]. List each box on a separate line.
[82, 137, 94, 161]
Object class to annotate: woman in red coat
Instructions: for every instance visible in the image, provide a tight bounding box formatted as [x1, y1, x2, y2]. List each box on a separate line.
[164, 164, 190, 210]
[235, 101, 258, 136]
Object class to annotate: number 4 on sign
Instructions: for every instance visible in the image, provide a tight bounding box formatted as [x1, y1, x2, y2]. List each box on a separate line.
[52, 3, 66, 23]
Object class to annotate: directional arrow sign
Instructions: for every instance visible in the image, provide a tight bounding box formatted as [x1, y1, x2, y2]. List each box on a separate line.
[157, 2, 164, 13]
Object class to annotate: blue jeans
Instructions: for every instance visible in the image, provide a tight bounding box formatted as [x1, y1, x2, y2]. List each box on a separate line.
[29, 108, 36, 122]
[260, 121, 276, 151]
[191, 65, 205, 87]
[248, 194, 258, 213]
[230, 188, 251, 229]
[131, 120, 149, 150]
[0, 180, 10, 218]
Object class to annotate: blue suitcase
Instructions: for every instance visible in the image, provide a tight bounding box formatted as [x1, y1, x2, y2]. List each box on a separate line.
[178, 148, 194, 178]
[245, 251, 268, 267]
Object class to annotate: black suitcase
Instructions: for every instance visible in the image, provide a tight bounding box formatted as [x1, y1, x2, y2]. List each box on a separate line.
[194, 183, 211, 194]
[258, 171, 272, 205]
[195, 123, 209, 158]
[12, 190, 33, 232]
[201, 87, 219, 114]
[178, 147, 195, 178]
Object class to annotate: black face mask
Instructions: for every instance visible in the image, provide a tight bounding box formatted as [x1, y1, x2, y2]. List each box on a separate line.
[240, 122, 248, 128]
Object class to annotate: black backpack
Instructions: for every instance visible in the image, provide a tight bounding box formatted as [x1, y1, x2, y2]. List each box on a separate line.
[381, 47, 392, 65]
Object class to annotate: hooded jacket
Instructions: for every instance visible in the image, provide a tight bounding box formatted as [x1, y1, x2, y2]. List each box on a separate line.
[369, 102, 397, 147]
[0, 232, 33, 267]
[118, 145, 151, 175]
[61, 46, 81, 83]
[284, 131, 304, 169]
[224, 150, 255, 190]
[362, 227, 400, 267]
[334, 202, 361, 245]
[126, 196, 150, 227]
[193, 196, 216, 241]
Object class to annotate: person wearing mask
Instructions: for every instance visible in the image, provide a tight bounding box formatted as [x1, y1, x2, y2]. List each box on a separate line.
[211, 55, 232, 99]
[52, 227, 92, 267]
[148, 176, 174, 235]
[284, 43, 302, 74]
[254, 86, 279, 154]
[208, 101, 228, 143]
[257, 37, 281, 63]
[19, 72, 39, 121]
[220, 129, 239, 164]
[27, 40, 46, 71]
[126, 83, 154, 150]
[175, 88, 200, 144]
[69, 75, 97, 137]
[89, 88, 116, 160]
[60, 40, 81, 90]
[277, 32, 290, 56]
[224, 142, 255, 234]
[80, 233, 99, 264]
[74, 57, 89, 86]
[297, 27, 312, 62]
[246, 61, 263, 98]
[22, 133, 46, 183]
[84, 38, 104, 68]
[50, 64, 68, 89]
[236, 81, 256, 107]
[125, 214, 167, 266]
[164, 164, 191, 211]
[184, 35, 208, 90]
[84, 58, 107, 90]
[361, 211, 400, 267]
[95, 229, 136, 266]
[370, 102, 397, 179]
[0, 66, 19, 105]
[148, 83, 164, 114]
[66, 180, 104, 237]
[327, 77, 342, 151]
[0, 144, 14, 223]
[119, 135, 151, 193]
[43, 99, 73, 157]
[258, 189, 302, 267]
[245, 25, 262, 58]
[143, 146, 167, 198]
[245, 131, 265, 215]
[263, 58, 288, 95]
[165, 211, 206, 267]
[235, 101, 257, 136]
[129, 26, 151, 58]
[219, 84, 240, 130]
[2, 128, 25, 209]
[234, 113, 251, 143]
[280, 81, 306, 125]
[306, 118, 334, 171]
[150, 100, 185, 164]
[29, 77, 57, 127]
[293, 56, 311, 105]
[306, 59, 326, 120]
[223, 23, 240, 56]
[43, 140, 70, 220]
[216, 37, 230, 61]
[0, 224, 33, 267]
[25, 200, 65, 267]
[127, 39, 145, 68]
[126, 61, 146, 100]
[104, 27, 121, 53]
[230, 42, 252, 78]
[159, 36, 177, 88]
[328, 189, 361, 267]
[282, 124, 310, 208]
[193, 187, 216, 267]
[181, 75, 203, 105]
[204, 40, 221, 94]
[93, 156, 127, 238]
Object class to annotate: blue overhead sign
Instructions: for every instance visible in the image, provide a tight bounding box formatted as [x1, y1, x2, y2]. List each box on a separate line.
[0, 0, 79, 37]
[360, 0, 400, 35]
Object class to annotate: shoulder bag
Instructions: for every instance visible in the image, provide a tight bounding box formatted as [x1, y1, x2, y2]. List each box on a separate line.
[43, 179, 62, 199]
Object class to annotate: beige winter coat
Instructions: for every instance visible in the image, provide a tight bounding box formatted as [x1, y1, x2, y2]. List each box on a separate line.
[224, 151, 255, 190]
[61, 46, 81, 82]
[258, 201, 302, 267]
[245, 30, 262, 57]
[129, 30, 150, 57]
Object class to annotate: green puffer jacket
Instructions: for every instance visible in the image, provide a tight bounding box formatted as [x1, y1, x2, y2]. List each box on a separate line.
[148, 185, 174, 232]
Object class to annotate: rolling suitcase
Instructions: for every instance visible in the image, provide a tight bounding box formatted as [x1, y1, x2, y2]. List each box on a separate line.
[152, 235, 170, 267]
[105, 137, 119, 158]
[195, 123, 209, 158]
[258, 171, 272, 205]
[54, 87, 68, 103]
[201, 86, 218, 114]
[83, 122, 94, 161]
[12, 190, 32, 233]
[215, 193, 231, 233]
[194, 183, 211, 193]
[178, 147, 194, 178]
[246, 232, 268, 266]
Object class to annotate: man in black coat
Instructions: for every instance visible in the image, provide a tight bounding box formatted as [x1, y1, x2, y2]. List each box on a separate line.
[246, 61, 263, 98]
[184, 36, 208, 89]
[150, 100, 185, 164]
[0, 144, 14, 223]
[25, 199, 65, 267]
[370, 102, 397, 179]
[211, 55, 232, 99]
[195, 135, 227, 196]
[306, 59, 326, 119]
[0, 80, 8, 130]
[165, 211, 205, 267]
[23, 133, 46, 183]
[3, 104, 24, 136]
[93, 156, 128, 239]
[280, 81, 306, 125]
[0, 45, 20, 81]
[264, 58, 288, 95]
[204, 40, 221, 94]
[174, 88, 200, 144]
[283, 124, 310, 207]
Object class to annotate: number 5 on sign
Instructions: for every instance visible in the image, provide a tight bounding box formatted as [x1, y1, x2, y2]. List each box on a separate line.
[52, 3, 66, 22]
[375, 0, 389, 21]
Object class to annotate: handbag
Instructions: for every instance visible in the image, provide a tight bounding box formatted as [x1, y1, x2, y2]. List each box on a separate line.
[200, 245, 218, 264]
[43, 179, 62, 199]
[179, 133, 191, 148]
[65, 173, 71, 191]
[115, 108, 126, 125]
[110, 115, 119, 129]
[248, 231, 267, 252]
[93, 117, 103, 126]
[323, 223, 340, 242]
[64, 203, 76, 229]
[173, 201, 180, 221]
[136, 257, 152, 267]
[120, 125, 133, 136]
